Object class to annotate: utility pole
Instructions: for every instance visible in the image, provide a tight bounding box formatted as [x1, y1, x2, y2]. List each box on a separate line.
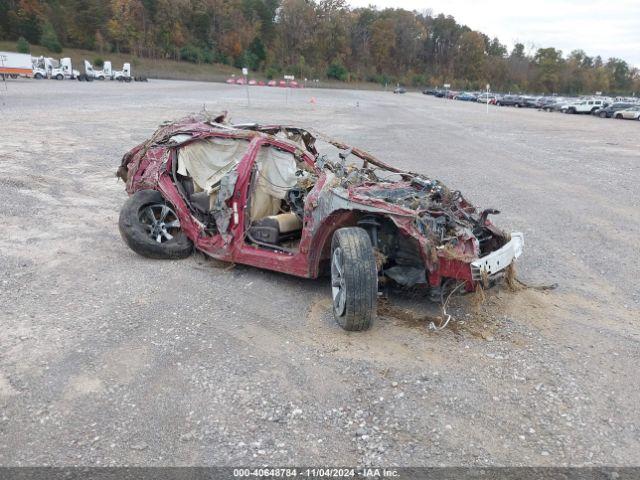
[242, 67, 250, 107]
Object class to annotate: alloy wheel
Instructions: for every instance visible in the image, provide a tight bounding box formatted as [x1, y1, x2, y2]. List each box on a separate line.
[139, 203, 181, 243]
[331, 247, 346, 316]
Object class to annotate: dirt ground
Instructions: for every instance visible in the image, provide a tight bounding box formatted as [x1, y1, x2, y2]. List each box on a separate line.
[0, 79, 639, 467]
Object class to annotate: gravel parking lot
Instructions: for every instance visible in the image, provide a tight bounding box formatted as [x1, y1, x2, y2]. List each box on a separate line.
[0, 79, 639, 467]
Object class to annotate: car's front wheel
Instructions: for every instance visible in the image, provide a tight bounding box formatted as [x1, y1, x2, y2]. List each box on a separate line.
[330, 227, 377, 331]
[119, 190, 193, 259]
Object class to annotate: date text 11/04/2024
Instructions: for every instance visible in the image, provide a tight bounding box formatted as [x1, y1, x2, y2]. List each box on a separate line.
[233, 468, 400, 477]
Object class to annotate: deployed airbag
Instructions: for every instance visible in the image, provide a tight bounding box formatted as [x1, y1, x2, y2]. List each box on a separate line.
[176, 137, 249, 193]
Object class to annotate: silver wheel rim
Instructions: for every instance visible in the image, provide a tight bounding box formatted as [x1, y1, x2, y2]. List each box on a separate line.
[139, 203, 181, 243]
[331, 247, 346, 316]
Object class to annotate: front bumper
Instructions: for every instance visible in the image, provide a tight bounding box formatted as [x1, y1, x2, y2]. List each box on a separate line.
[471, 232, 524, 282]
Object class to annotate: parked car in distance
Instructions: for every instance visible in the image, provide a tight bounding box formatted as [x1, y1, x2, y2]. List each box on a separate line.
[522, 96, 542, 108]
[496, 95, 525, 107]
[551, 98, 579, 112]
[434, 90, 447, 98]
[613, 106, 640, 120]
[393, 86, 407, 94]
[594, 102, 636, 118]
[476, 93, 497, 104]
[455, 92, 477, 102]
[422, 88, 439, 95]
[564, 98, 609, 114]
[538, 97, 561, 110]
[446, 90, 459, 99]
[267, 80, 277, 87]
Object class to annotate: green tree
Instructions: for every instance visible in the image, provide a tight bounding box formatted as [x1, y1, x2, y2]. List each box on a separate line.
[510, 43, 525, 59]
[455, 31, 486, 86]
[246, 37, 266, 70]
[534, 47, 563, 93]
[16, 36, 30, 53]
[327, 60, 348, 80]
[606, 58, 631, 92]
[487, 37, 506, 57]
[40, 21, 62, 53]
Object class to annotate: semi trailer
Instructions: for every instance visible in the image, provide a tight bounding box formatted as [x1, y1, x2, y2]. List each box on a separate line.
[0, 52, 33, 78]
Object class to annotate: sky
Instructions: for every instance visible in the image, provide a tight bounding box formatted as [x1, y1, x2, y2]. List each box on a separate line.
[347, 0, 640, 68]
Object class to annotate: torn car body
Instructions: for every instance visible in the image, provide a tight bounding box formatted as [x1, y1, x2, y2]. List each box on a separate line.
[117, 112, 523, 305]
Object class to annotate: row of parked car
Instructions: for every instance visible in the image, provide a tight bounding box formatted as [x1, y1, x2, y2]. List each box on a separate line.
[226, 77, 303, 88]
[422, 89, 640, 120]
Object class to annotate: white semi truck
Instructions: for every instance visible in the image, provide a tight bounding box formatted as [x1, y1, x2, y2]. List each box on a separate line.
[32, 56, 79, 79]
[93, 61, 112, 80]
[112, 62, 131, 82]
[0, 51, 33, 78]
[79, 60, 131, 81]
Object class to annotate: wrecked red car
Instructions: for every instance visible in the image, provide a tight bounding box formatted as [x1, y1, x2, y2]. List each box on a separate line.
[116, 112, 523, 331]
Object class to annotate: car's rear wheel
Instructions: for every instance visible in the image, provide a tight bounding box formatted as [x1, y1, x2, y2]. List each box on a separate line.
[615, 114, 623, 119]
[119, 190, 193, 259]
[599, 111, 607, 118]
[330, 227, 377, 331]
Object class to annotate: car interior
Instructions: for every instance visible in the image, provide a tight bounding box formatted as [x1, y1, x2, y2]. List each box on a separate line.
[173, 135, 315, 252]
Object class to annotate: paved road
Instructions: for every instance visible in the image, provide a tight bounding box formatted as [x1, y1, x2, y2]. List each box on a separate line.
[0, 80, 638, 466]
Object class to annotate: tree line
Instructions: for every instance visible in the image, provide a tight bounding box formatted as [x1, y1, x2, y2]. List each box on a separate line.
[2, 0, 639, 94]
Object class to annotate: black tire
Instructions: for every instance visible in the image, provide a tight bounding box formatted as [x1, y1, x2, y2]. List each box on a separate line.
[615, 114, 623, 119]
[330, 227, 377, 331]
[119, 190, 193, 260]
[599, 111, 607, 118]
[34, 72, 43, 79]
[55, 74, 63, 80]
